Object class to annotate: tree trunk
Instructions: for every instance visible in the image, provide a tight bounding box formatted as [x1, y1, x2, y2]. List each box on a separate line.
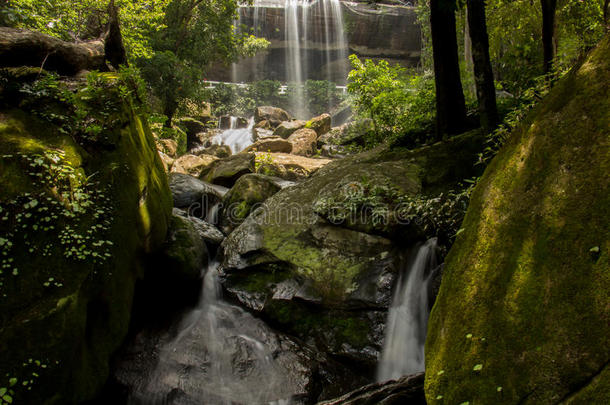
[0, 27, 106, 75]
[541, 0, 558, 74]
[105, 0, 128, 69]
[163, 99, 178, 128]
[467, 0, 499, 132]
[430, 0, 468, 138]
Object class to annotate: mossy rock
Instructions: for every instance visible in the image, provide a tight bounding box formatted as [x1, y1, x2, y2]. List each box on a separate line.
[0, 73, 172, 403]
[159, 214, 208, 282]
[199, 153, 256, 187]
[219, 174, 283, 234]
[424, 37, 610, 404]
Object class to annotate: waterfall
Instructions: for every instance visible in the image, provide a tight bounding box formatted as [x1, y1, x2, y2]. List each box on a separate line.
[130, 261, 296, 404]
[376, 238, 439, 382]
[210, 117, 255, 154]
[231, 0, 349, 119]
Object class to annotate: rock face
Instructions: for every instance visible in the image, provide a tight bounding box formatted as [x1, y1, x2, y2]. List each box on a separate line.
[219, 174, 284, 234]
[169, 173, 227, 216]
[0, 72, 172, 403]
[424, 37, 610, 404]
[288, 128, 318, 156]
[220, 131, 484, 366]
[173, 208, 225, 248]
[307, 113, 332, 136]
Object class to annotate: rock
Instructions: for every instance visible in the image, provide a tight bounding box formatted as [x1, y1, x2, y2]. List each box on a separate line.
[220, 131, 485, 366]
[0, 73, 172, 403]
[318, 373, 426, 405]
[254, 106, 292, 126]
[306, 113, 331, 136]
[199, 153, 256, 188]
[219, 174, 284, 234]
[253, 127, 275, 141]
[169, 173, 227, 216]
[170, 154, 217, 177]
[158, 151, 175, 172]
[173, 208, 225, 248]
[425, 37, 610, 404]
[243, 136, 293, 153]
[318, 122, 369, 148]
[321, 144, 348, 158]
[156, 138, 178, 157]
[220, 116, 249, 129]
[201, 144, 232, 158]
[254, 152, 331, 180]
[273, 120, 306, 138]
[159, 214, 208, 283]
[218, 115, 232, 129]
[288, 128, 318, 156]
[177, 117, 208, 150]
[255, 119, 271, 129]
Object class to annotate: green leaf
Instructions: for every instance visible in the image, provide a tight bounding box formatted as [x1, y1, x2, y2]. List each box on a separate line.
[497, 386, 503, 392]
[466, 333, 473, 339]
[473, 364, 483, 371]
[3, 394, 13, 403]
[437, 370, 445, 376]
[7, 378, 16, 387]
[0, 388, 5, 397]
[589, 246, 599, 253]
[436, 395, 443, 400]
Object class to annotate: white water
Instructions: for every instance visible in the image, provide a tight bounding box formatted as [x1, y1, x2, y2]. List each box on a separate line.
[232, 0, 349, 118]
[376, 238, 439, 382]
[210, 117, 255, 153]
[132, 261, 296, 404]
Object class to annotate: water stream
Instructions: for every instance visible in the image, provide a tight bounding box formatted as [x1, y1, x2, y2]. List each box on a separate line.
[376, 238, 439, 382]
[210, 117, 255, 154]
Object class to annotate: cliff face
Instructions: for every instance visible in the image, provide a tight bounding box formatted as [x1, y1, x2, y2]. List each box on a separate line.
[424, 36, 610, 404]
[0, 69, 172, 403]
[209, 0, 420, 83]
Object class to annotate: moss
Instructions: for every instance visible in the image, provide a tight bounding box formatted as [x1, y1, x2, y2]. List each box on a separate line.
[424, 36, 610, 404]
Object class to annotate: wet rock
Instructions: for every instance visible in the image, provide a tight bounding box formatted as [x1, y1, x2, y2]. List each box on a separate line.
[318, 373, 426, 405]
[288, 128, 318, 156]
[177, 117, 208, 150]
[307, 113, 331, 136]
[159, 214, 208, 283]
[169, 173, 227, 216]
[253, 127, 275, 141]
[199, 153, 256, 188]
[219, 174, 284, 234]
[273, 120, 307, 138]
[156, 138, 178, 157]
[170, 154, 218, 177]
[254, 106, 292, 126]
[173, 208, 225, 248]
[243, 136, 293, 153]
[218, 115, 232, 129]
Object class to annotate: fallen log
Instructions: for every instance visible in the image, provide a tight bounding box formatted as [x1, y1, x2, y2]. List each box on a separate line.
[0, 27, 107, 76]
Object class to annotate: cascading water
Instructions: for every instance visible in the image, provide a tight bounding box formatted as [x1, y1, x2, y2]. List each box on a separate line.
[376, 238, 439, 382]
[231, 0, 349, 118]
[130, 261, 296, 404]
[210, 117, 255, 154]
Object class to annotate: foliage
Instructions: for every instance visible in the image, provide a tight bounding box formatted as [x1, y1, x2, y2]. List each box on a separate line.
[347, 55, 436, 147]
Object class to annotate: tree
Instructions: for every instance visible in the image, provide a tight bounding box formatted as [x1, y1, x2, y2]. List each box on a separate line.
[430, 0, 468, 138]
[541, 0, 558, 73]
[140, 0, 268, 126]
[466, 0, 498, 131]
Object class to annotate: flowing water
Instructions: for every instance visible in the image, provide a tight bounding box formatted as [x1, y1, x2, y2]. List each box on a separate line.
[210, 117, 255, 154]
[130, 261, 297, 404]
[376, 238, 439, 382]
[232, 0, 349, 118]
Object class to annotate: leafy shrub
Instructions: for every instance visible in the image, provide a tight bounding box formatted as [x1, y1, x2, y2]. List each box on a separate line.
[347, 55, 436, 148]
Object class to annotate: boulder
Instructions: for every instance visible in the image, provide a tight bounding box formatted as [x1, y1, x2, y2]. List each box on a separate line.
[243, 136, 293, 153]
[156, 138, 178, 157]
[0, 72, 172, 403]
[170, 154, 217, 177]
[254, 106, 292, 126]
[272, 119, 306, 138]
[220, 131, 485, 366]
[319, 373, 426, 405]
[218, 115, 232, 129]
[173, 208, 225, 248]
[219, 174, 284, 234]
[254, 152, 331, 180]
[306, 113, 331, 136]
[169, 173, 227, 216]
[201, 144, 232, 158]
[287, 128, 318, 156]
[425, 37, 610, 405]
[177, 117, 208, 150]
[199, 153, 256, 188]
[253, 127, 275, 141]
[255, 119, 271, 129]
[159, 214, 208, 283]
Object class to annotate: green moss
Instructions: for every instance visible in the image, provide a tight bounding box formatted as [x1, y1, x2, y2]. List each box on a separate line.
[424, 36, 610, 404]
